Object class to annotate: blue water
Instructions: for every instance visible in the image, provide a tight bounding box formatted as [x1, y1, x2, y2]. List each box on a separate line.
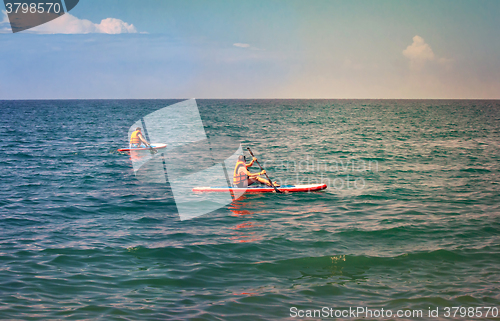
[1, 99, 499, 320]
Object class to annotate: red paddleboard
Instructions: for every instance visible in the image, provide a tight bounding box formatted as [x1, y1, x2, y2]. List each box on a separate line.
[192, 184, 327, 193]
[118, 143, 167, 152]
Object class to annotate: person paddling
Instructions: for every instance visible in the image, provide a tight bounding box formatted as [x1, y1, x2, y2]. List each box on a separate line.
[233, 155, 279, 188]
[130, 127, 151, 148]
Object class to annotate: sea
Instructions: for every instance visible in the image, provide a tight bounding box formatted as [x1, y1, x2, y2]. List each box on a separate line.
[0, 99, 499, 320]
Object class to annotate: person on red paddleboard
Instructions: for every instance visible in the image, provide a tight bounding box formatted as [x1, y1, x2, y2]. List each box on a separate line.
[130, 127, 151, 148]
[233, 155, 279, 188]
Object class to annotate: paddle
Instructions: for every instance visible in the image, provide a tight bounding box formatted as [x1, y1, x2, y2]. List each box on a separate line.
[146, 143, 158, 155]
[246, 147, 281, 193]
[138, 127, 157, 155]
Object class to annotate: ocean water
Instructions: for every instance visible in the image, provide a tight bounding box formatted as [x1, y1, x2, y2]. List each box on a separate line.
[0, 99, 499, 320]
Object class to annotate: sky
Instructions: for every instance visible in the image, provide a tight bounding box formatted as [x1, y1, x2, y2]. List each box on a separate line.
[0, 0, 499, 99]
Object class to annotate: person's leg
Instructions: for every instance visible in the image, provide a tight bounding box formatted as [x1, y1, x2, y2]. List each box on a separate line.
[255, 176, 280, 187]
[247, 177, 257, 186]
[130, 143, 147, 148]
[255, 176, 270, 185]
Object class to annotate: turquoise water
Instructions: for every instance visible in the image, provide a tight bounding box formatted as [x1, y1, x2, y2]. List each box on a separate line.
[1, 99, 499, 320]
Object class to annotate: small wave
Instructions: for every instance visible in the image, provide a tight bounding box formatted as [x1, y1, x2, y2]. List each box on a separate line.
[459, 167, 491, 173]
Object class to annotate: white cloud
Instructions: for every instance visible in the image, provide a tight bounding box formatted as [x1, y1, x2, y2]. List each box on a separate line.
[233, 43, 265, 51]
[403, 35, 436, 70]
[0, 10, 11, 33]
[233, 43, 251, 48]
[95, 18, 137, 34]
[28, 13, 137, 34]
[1, 10, 8, 24]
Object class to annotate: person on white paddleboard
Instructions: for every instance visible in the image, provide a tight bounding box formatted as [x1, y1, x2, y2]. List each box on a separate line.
[129, 127, 151, 148]
[233, 155, 279, 188]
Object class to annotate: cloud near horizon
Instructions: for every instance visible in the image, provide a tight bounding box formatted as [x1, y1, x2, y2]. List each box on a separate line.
[402, 35, 436, 70]
[233, 43, 251, 48]
[8, 12, 138, 34]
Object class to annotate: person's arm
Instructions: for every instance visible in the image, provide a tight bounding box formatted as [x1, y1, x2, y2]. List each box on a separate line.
[245, 157, 257, 168]
[246, 168, 265, 177]
[138, 133, 149, 146]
